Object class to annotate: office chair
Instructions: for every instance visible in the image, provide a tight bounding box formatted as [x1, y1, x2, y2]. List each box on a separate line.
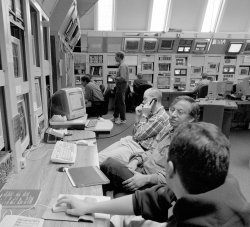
[196, 85, 208, 98]
[88, 86, 110, 117]
[133, 84, 152, 107]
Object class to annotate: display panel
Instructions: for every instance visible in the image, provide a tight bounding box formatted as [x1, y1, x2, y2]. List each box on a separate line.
[159, 39, 174, 51]
[142, 38, 158, 52]
[226, 42, 243, 54]
[123, 38, 140, 52]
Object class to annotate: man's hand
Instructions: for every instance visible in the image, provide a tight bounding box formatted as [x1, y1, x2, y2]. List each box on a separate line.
[56, 196, 94, 216]
[122, 171, 149, 191]
[126, 159, 138, 171]
[135, 104, 143, 116]
[141, 99, 156, 117]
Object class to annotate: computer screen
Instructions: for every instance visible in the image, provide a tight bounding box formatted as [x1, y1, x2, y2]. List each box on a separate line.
[236, 76, 250, 96]
[124, 38, 140, 52]
[107, 75, 115, 83]
[51, 87, 86, 120]
[142, 38, 158, 52]
[159, 39, 174, 51]
[227, 42, 243, 54]
[207, 81, 233, 99]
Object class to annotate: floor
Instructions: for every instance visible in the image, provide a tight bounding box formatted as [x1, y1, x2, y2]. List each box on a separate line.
[97, 112, 250, 201]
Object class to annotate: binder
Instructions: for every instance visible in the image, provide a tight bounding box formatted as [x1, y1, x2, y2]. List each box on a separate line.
[65, 166, 110, 188]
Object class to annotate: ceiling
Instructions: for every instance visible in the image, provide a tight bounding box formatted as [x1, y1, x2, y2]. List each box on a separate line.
[79, 0, 250, 34]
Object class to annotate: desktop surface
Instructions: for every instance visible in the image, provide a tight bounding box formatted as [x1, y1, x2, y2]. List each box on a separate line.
[2, 142, 108, 227]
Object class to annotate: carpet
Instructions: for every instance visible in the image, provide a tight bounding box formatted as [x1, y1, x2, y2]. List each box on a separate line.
[95, 112, 135, 152]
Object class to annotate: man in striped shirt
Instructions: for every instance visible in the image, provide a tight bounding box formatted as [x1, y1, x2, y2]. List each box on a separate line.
[99, 88, 169, 164]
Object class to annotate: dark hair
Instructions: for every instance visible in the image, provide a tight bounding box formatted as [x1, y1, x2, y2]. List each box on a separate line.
[201, 73, 208, 79]
[116, 51, 125, 60]
[81, 75, 90, 83]
[168, 122, 230, 194]
[170, 96, 200, 121]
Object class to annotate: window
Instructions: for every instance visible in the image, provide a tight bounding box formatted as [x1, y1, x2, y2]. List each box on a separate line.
[150, 0, 169, 31]
[97, 0, 114, 31]
[201, 0, 224, 32]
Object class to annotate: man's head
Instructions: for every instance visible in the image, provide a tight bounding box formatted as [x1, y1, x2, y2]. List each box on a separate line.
[166, 122, 230, 196]
[142, 88, 162, 105]
[201, 73, 209, 80]
[81, 75, 91, 87]
[115, 51, 125, 63]
[169, 96, 200, 128]
[137, 73, 143, 80]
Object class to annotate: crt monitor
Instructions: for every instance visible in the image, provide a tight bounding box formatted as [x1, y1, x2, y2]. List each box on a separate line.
[236, 76, 250, 96]
[207, 81, 233, 99]
[51, 87, 86, 120]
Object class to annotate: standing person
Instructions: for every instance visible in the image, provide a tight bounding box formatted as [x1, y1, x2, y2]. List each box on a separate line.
[111, 51, 129, 124]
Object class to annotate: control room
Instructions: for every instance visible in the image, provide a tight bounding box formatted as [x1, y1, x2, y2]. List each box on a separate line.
[0, 0, 250, 226]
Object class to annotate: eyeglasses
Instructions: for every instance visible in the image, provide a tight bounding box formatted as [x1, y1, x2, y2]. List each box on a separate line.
[169, 107, 187, 116]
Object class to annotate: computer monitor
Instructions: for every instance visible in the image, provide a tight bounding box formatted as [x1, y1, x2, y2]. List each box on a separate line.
[207, 81, 233, 100]
[236, 76, 250, 96]
[226, 42, 244, 54]
[17, 95, 30, 152]
[107, 75, 115, 83]
[51, 87, 86, 120]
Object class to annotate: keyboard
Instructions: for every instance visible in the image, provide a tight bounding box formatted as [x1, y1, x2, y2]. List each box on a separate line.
[85, 119, 98, 128]
[51, 141, 77, 164]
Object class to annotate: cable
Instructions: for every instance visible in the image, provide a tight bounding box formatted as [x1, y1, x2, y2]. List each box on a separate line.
[97, 121, 135, 139]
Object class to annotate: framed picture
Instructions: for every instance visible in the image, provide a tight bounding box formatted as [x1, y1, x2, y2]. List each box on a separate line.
[239, 67, 249, 75]
[11, 37, 23, 78]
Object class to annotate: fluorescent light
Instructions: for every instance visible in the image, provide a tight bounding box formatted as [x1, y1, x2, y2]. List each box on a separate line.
[97, 0, 114, 31]
[201, 0, 223, 32]
[150, 0, 168, 32]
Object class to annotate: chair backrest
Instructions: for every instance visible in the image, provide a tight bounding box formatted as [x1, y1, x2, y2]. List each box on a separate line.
[136, 84, 152, 95]
[197, 85, 208, 98]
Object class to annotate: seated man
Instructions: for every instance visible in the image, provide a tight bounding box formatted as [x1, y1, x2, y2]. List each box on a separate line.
[133, 73, 148, 94]
[193, 73, 210, 93]
[99, 88, 169, 164]
[56, 122, 250, 227]
[101, 96, 200, 195]
[81, 75, 104, 116]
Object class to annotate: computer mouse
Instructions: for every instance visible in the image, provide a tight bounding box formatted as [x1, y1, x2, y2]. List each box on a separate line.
[57, 167, 66, 172]
[52, 202, 68, 213]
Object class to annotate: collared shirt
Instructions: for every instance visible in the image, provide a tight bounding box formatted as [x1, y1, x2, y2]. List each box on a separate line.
[131, 122, 174, 184]
[133, 106, 169, 150]
[84, 82, 104, 102]
[115, 61, 129, 83]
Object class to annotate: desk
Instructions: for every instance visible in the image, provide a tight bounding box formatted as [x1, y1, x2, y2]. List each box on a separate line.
[2, 142, 109, 227]
[161, 89, 194, 109]
[197, 99, 237, 137]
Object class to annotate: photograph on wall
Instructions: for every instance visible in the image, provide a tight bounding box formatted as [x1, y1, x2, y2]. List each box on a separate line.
[207, 62, 219, 73]
[239, 67, 249, 76]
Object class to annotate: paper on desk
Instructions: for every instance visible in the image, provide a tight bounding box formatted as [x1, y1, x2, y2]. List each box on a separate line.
[0, 215, 44, 227]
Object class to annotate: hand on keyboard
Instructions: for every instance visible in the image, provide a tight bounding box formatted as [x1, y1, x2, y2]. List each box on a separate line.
[51, 141, 77, 164]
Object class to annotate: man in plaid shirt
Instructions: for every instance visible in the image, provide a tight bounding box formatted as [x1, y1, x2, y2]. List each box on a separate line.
[99, 88, 169, 164]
